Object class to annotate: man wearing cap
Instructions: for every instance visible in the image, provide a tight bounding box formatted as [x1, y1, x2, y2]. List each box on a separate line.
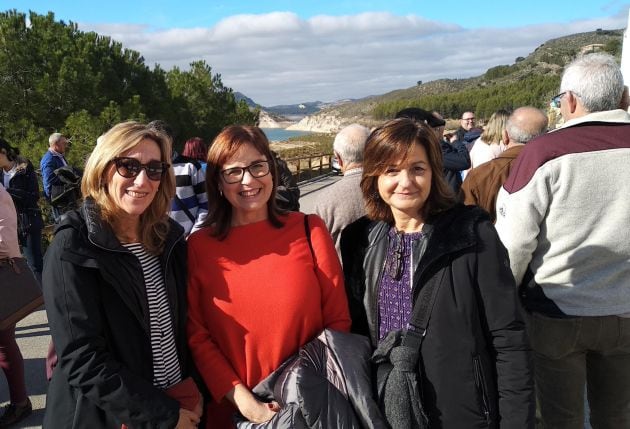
[495, 53, 630, 428]
[395, 108, 470, 198]
[40, 133, 71, 222]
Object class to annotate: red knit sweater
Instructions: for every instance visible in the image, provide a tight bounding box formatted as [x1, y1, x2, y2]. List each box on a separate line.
[187, 212, 351, 427]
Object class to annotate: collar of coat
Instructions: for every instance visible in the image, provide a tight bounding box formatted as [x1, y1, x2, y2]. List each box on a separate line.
[56, 197, 184, 253]
[365, 204, 489, 273]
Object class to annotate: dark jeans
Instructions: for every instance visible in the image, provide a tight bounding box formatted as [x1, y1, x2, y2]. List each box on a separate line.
[527, 312, 630, 429]
[22, 215, 43, 283]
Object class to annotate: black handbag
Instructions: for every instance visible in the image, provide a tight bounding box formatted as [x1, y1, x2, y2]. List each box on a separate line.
[371, 266, 447, 429]
[0, 257, 44, 330]
[16, 211, 31, 246]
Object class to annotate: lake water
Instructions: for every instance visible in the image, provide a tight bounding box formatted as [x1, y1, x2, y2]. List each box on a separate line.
[262, 128, 310, 142]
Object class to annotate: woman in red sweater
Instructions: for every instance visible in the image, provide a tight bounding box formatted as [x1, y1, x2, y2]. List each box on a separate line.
[187, 125, 351, 428]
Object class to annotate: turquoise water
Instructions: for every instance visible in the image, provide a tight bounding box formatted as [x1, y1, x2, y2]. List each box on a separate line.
[262, 128, 310, 142]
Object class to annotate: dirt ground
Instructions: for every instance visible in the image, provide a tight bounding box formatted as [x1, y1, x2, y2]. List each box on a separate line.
[269, 140, 321, 151]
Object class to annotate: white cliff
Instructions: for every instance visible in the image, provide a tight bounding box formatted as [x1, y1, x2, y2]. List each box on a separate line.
[286, 113, 343, 133]
[258, 110, 294, 129]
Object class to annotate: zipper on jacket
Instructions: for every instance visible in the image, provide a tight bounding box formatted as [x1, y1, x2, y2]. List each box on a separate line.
[372, 255, 388, 343]
[472, 355, 491, 424]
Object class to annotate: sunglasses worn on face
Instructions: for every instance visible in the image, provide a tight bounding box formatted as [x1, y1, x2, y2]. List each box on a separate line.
[113, 157, 169, 181]
[221, 160, 270, 184]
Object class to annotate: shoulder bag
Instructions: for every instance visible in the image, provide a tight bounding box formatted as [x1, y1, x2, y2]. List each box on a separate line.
[371, 266, 447, 429]
[0, 257, 44, 330]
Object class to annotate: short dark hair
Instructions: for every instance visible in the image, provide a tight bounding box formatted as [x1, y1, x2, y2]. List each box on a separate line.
[203, 125, 284, 239]
[361, 118, 455, 223]
[395, 107, 446, 128]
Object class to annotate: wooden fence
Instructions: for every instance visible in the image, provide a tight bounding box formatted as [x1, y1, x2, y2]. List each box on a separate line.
[284, 153, 335, 182]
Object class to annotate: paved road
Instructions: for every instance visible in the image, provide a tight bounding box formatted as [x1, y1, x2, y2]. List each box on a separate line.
[297, 173, 341, 214]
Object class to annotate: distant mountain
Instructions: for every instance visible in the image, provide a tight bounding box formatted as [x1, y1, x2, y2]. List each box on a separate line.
[234, 92, 258, 108]
[234, 92, 328, 117]
[265, 101, 325, 116]
[281, 28, 623, 132]
[321, 28, 623, 120]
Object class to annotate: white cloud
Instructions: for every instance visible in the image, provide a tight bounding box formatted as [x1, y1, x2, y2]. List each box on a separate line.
[78, 11, 628, 106]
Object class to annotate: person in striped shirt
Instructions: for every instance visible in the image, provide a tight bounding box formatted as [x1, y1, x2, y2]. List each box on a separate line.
[43, 121, 201, 428]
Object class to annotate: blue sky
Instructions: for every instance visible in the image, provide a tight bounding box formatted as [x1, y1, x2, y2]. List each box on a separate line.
[7, 0, 627, 28]
[3, 1, 629, 105]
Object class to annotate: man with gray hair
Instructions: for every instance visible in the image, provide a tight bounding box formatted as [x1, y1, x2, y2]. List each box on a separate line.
[495, 53, 630, 428]
[461, 106, 548, 222]
[40, 132, 79, 221]
[314, 124, 369, 253]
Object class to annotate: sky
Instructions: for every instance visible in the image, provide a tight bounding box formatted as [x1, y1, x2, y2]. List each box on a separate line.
[3, 1, 630, 106]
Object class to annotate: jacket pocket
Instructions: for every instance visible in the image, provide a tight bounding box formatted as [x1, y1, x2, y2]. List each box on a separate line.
[472, 355, 490, 425]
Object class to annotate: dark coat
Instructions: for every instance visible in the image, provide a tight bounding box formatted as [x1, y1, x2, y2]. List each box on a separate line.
[340, 205, 534, 429]
[441, 140, 470, 198]
[42, 198, 190, 429]
[5, 158, 43, 217]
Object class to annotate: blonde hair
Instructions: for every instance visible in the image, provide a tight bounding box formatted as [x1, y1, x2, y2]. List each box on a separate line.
[81, 121, 175, 254]
[480, 110, 510, 145]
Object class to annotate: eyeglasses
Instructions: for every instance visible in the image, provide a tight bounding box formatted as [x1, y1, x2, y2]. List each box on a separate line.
[221, 160, 270, 184]
[550, 92, 567, 109]
[462, 117, 475, 122]
[112, 157, 169, 181]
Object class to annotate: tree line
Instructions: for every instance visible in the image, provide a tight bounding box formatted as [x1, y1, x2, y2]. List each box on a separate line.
[0, 10, 257, 167]
[372, 75, 561, 121]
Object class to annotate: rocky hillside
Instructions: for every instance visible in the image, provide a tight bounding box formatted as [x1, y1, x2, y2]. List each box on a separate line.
[294, 29, 622, 132]
[257, 110, 295, 128]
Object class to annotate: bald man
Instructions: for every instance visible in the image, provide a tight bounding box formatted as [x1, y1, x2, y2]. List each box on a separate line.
[461, 107, 548, 222]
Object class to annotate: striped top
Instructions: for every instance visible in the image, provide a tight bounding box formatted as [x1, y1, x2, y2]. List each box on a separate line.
[170, 155, 208, 236]
[123, 243, 182, 388]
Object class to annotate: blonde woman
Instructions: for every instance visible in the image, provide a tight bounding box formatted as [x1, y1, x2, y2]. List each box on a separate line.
[465, 110, 511, 178]
[43, 122, 200, 428]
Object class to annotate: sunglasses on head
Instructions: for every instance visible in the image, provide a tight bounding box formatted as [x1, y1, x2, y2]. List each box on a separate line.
[112, 157, 169, 181]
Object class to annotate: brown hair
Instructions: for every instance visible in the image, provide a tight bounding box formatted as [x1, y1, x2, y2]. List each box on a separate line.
[81, 121, 175, 254]
[203, 125, 284, 239]
[182, 137, 207, 161]
[361, 118, 455, 223]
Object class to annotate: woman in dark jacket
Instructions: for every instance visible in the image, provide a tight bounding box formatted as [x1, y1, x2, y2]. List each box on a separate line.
[43, 122, 201, 428]
[340, 118, 534, 428]
[0, 139, 44, 281]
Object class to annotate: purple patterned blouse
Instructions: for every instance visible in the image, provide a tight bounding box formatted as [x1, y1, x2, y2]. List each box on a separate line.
[378, 227, 425, 341]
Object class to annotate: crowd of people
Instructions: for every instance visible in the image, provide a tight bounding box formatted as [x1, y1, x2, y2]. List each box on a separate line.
[0, 51, 629, 429]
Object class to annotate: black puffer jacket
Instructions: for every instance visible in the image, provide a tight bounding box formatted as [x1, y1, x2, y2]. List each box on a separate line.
[42, 198, 190, 429]
[340, 205, 534, 429]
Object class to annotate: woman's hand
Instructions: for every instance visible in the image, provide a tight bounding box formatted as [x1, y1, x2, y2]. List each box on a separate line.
[175, 408, 201, 429]
[226, 383, 280, 423]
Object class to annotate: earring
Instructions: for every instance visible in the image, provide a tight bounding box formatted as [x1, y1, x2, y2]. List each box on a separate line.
[219, 189, 223, 197]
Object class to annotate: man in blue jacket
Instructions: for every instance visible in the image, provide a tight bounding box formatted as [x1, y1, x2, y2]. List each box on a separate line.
[40, 133, 75, 222]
